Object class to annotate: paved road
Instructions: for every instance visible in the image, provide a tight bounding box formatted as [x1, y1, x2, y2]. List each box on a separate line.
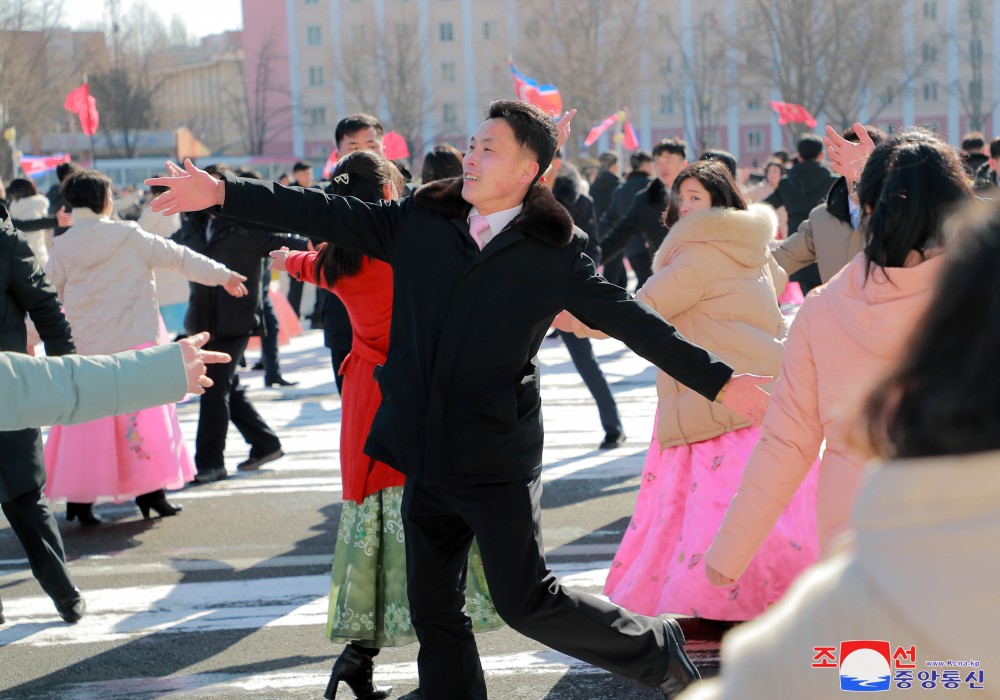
[0, 330, 723, 699]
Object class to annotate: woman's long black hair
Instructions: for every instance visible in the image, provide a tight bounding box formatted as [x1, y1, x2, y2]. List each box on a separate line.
[864, 199, 1000, 459]
[317, 150, 395, 286]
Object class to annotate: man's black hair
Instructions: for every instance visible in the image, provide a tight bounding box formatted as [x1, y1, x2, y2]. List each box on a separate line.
[699, 149, 738, 177]
[335, 114, 385, 147]
[598, 151, 618, 170]
[292, 161, 312, 172]
[797, 134, 824, 161]
[962, 131, 986, 153]
[485, 99, 558, 187]
[989, 136, 1000, 160]
[652, 137, 687, 160]
[629, 149, 653, 170]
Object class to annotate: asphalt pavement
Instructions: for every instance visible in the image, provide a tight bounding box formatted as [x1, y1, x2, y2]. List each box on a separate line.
[0, 330, 725, 699]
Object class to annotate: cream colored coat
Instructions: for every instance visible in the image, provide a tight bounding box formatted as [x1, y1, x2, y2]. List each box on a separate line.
[683, 451, 1000, 700]
[137, 203, 188, 307]
[49, 208, 232, 354]
[638, 204, 788, 447]
[706, 252, 946, 580]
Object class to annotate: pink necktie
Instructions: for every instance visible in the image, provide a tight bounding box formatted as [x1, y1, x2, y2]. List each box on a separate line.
[468, 214, 491, 251]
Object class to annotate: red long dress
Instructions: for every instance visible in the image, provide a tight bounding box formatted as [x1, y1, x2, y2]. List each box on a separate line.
[285, 251, 405, 503]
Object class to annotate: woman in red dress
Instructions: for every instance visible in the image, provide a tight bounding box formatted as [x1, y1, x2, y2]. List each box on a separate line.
[270, 151, 501, 700]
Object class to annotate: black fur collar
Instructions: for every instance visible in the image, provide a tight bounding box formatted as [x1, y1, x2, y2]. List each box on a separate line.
[413, 177, 575, 247]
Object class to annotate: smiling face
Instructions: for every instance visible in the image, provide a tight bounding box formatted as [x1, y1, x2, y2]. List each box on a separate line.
[462, 118, 540, 214]
[677, 177, 713, 219]
[338, 126, 385, 157]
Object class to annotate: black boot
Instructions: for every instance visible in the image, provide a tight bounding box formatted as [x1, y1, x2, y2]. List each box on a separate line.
[324, 644, 392, 700]
[66, 502, 102, 526]
[135, 489, 183, 519]
[55, 589, 86, 624]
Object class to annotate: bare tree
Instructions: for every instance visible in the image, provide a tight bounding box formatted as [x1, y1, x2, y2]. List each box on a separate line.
[664, 10, 728, 152]
[88, 0, 170, 158]
[742, 0, 910, 139]
[234, 29, 295, 155]
[516, 0, 642, 159]
[0, 0, 66, 180]
[946, 0, 996, 133]
[340, 17, 430, 156]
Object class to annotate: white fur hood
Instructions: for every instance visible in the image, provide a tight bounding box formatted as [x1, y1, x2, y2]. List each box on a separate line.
[653, 203, 778, 272]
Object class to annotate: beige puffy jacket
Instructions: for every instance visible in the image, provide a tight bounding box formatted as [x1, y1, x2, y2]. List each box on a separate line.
[638, 204, 787, 448]
[49, 209, 232, 354]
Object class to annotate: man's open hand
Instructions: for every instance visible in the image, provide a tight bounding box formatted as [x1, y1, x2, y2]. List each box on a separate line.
[145, 159, 225, 216]
[824, 122, 876, 183]
[553, 109, 578, 151]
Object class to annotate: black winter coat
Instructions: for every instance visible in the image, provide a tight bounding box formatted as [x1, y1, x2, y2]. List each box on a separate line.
[174, 213, 302, 338]
[220, 175, 732, 486]
[0, 204, 75, 502]
[764, 160, 837, 236]
[599, 177, 670, 264]
[552, 174, 601, 263]
[589, 170, 622, 222]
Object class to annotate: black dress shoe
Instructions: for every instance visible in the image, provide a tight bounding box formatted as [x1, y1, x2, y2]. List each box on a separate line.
[55, 592, 86, 624]
[251, 361, 265, 371]
[236, 448, 284, 472]
[135, 489, 184, 519]
[324, 644, 392, 700]
[598, 433, 626, 450]
[659, 618, 701, 699]
[264, 376, 299, 388]
[193, 467, 228, 484]
[66, 502, 102, 526]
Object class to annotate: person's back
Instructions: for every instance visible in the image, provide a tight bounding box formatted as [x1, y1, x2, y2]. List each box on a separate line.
[767, 135, 836, 234]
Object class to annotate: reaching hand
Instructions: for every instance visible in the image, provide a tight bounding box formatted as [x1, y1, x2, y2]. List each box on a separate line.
[720, 373, 773, 426]
[823, 122, 876, 183]
[269, 246, 291, 273]
[177, 332, 232, 394]
[145, 159, 225, 216]
[553, 109, 578, 150]
[705, 564, 736, 588]
[56, 206, 73, 228]
[223, 271, 248, 297]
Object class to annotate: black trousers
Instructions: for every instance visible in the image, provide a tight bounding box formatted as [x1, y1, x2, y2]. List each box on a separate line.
[556, 331, 622, 438]
[195, 335, 281, 473]
[286, 274, 304, 318]
[2, 486, 77, 603]
[401, 476, 670, 699]
[259, 287, 284, 384]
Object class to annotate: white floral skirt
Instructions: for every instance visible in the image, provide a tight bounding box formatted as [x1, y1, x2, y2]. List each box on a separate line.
[326, 486, 505, 648]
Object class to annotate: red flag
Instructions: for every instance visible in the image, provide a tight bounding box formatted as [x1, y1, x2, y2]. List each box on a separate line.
[322, 149, 339, 179]
[510, 63, 562, 115]
[382, 131, 410, 160]
[623, 119, 640, 151]
[769, 101, 817, 129]
[64, 83, 99, 136]
[584, 114, 618, 147]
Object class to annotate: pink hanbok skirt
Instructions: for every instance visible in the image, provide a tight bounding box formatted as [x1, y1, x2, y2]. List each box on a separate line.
[604, 424, 819, 621]
[43, 341, 194, 503]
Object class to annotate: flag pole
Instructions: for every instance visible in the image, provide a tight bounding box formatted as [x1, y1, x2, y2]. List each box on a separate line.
[84, 74, 97, 171]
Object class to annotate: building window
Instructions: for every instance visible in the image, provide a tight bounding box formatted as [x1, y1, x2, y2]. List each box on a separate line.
[659, 94, 674, 115]
[443, 102, 458, 124]
[970, 80, 983, 102]
[308, 66, 324, 86]
[923, 1, 937, 19]
[660, 55, 672, 75]
[483, 20, 498, 40]
[746, 129, 763, 152]
[308, 107, 326, 126]
[879, 87, 895, 107]
[657, 14, 672, 32]
[923, 81, 939, 101]
[922, 41, 937, 63]
[351, 23, 367, 49]
[306, 26, 322, 45]
[747, 93, 762, 111]
[970, 38, 984, 61]
[441, 62, 456, 82]
[440, 22, 454, 42]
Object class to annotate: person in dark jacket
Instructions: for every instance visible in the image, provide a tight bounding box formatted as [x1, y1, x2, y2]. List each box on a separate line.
[589, 151, 622, 221]
[147, 99, 772, 700]
[548, 156, 625, 449]
[173, 166, 302, 483]
[764, 134, 837, 293]
[599, 149, 654, 289]
[0, 204, 85, 625]
[973, 135, 1000, 196]
[46, 162, 79, 237]
[600, 139, 688, 288]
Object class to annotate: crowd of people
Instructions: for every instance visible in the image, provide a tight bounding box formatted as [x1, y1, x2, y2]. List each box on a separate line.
[2, 96, 997, 700]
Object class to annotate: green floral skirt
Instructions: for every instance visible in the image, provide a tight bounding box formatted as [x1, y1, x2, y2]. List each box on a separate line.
[327, 486, 505, 648]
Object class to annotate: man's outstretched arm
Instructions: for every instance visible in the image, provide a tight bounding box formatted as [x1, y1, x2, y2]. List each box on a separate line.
[566, 252, 772, 425]
[147, 159, 403, 261]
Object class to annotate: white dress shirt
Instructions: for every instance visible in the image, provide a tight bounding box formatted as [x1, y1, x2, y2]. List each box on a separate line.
[467, 204, 523, 248]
